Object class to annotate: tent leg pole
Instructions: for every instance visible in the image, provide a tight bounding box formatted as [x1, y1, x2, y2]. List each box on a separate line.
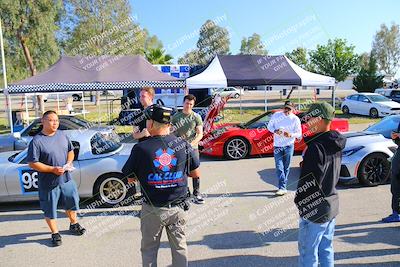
[82, 92, 86, 119]
[6, 94, 13, 133]
[25, 95, 29, 125]
[264, 86, 267, 112]
[57, 93, 60, 112]
[98, 93, 101, 126]
[239, 87, 242, 115]
[298, 87, 300, 110]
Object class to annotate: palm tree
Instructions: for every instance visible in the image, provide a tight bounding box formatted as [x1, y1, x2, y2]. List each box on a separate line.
[145, 48, 173, 64]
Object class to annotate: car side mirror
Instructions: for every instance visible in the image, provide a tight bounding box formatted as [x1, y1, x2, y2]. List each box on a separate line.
[13, 132, 21, 139]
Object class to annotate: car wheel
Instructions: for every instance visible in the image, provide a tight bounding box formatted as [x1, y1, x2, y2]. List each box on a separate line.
[234, 93, 240, 98]
[358, 153, 391, 186]
[93, 173, 135, 207]
[369, 108, 379, 118]
[72, 94, 81, 101]
[224, 137, 249, 160]
[342, 105, 349, 114]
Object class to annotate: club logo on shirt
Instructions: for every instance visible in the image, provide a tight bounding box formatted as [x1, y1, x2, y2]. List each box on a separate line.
[153, 148, 177, 172]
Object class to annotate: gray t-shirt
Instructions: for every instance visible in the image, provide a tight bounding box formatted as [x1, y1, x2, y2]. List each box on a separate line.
[27, 131, 73, 190]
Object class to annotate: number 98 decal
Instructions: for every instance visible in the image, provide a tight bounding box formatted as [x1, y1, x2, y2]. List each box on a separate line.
[19, 169, 39, 194]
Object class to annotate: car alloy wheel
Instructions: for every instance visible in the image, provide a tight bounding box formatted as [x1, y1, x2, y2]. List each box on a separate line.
[342, 105, 349, 114]
[369, 108, 379, 118]
[234, 93, 240, 98]
[72, 94, 81, 101]
[358, 153, 391, 186]
[225, 138, 249, 160]
[99, 177, 127, 205]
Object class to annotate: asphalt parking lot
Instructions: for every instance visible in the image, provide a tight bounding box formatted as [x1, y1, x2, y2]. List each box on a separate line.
[1, 140, 400, 267]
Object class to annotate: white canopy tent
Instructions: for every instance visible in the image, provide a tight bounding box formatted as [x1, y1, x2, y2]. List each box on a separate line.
[186, 55, 336, 111]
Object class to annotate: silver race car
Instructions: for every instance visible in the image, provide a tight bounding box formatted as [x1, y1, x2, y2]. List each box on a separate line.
[340, 115, 400, 186]
[0, 130, 136, 207]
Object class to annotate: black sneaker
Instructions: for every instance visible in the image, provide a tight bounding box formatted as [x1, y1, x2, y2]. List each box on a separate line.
[51, 233, 62, 246]
[69, 223, 86, 236]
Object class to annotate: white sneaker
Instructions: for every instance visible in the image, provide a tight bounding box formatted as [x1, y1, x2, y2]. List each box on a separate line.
[194, 194, 205, 204]
[275, 189, 287, 196]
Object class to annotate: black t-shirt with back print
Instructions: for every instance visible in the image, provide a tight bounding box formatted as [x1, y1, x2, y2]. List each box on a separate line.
[122, 134, 200, 205]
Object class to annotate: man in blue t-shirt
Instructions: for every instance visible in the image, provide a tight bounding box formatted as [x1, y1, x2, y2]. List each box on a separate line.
[122, 104, 200, 267]
[27, 110, 85, 246]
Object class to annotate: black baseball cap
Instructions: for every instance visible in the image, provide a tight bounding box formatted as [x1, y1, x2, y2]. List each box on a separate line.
[284, 100, 294, 110]
[144, 104, 173, 124]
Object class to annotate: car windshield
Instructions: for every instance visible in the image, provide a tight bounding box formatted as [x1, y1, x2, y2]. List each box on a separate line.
[8, 150, 27, 163]
[66, 116, 90, 128]
[244, 112, 272, 129]
[365, 116, 400, 138]
[368, 95, 391, 102]
[91, 132, 121, 155]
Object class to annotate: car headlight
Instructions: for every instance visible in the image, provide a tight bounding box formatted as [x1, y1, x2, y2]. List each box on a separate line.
[342, 146, 364, 157]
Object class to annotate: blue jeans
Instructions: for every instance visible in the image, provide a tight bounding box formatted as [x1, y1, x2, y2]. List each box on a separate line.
[298, 218, 336, 267]
[274, 145, 294, 190]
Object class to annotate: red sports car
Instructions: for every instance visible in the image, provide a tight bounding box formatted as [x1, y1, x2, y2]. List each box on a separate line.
[200, 109, 349, 160]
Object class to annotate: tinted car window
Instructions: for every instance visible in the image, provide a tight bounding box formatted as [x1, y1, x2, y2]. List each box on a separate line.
[26, 120, 43, 136]
[392, 91, 400, 98]
[368, 94, 390, 102]
[366, 116, 400, 139]
[91, 132, 121, 155]
[358, 95, 369, 102]
[348, 95, 358, 101]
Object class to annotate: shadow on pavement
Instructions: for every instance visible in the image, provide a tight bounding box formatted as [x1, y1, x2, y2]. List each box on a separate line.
[0, 231, 52, 248]
[257, 167, 301, 191]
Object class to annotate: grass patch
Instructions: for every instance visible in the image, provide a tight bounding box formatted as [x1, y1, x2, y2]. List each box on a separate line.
[0, 106, 380, 136]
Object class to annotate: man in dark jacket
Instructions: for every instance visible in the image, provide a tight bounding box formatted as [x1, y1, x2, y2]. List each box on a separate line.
[382, 122, 400, 222]
[294, 102, 346, 267]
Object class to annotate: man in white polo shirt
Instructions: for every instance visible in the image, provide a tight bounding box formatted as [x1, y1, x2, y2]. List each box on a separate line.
[267, 100, 302, 196]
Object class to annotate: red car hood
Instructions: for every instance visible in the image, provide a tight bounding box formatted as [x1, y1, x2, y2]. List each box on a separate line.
[203, 95, 230, 134]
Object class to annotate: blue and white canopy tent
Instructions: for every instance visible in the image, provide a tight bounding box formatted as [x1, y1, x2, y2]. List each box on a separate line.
[186, 54, 336, 112]
[3, 55, 185, 132]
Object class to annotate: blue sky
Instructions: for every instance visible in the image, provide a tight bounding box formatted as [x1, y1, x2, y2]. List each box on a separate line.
[131, 0, 400, 63]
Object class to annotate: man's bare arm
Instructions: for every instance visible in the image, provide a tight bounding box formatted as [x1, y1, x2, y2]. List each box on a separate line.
[29, 162, 64, 176]
[191, 126, 203, 147]
[67, 150, 74, 164]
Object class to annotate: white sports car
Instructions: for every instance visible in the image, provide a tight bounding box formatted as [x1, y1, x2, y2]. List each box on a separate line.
[340, 115, 400, 186]
[0, 130, 136, 207]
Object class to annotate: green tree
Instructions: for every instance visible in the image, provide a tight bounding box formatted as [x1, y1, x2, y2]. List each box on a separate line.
[145, 48, 173, 64]
[239, 33, 267, 55]
[64, 0, 146, 57]
[196, 20, 230, 65]
[359, 52, 370, 69]
[0, 0, 63, 113]
[144, 30, 163, 51]
[309, 38, 360, 82]
[63, 0, 147, 105]
[285, 47, 311, 70]
[372, 23, 400, 75]
[177, 49, 200, 65]
[0, 0, 62, 82]
[353, 54, 384, 92]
